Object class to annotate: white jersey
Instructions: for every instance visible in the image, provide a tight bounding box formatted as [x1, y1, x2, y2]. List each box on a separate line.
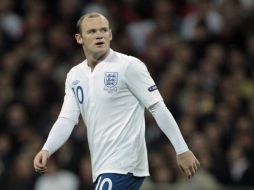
[59, 49, 163, 181]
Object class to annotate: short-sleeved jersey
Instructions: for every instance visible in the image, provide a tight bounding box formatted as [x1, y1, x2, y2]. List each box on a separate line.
[59, 49, 163, 181]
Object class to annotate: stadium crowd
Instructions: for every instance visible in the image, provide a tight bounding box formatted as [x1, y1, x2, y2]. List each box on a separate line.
[0, 0, 254, 189]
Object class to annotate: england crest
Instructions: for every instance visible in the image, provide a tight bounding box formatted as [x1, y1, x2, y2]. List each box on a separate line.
[104, 72, 118, 93]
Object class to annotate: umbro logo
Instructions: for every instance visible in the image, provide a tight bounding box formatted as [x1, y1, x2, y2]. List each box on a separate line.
[72, 80, 80, 85]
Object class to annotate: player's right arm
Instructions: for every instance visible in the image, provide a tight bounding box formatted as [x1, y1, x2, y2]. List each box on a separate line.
[33, 72, 80, 173]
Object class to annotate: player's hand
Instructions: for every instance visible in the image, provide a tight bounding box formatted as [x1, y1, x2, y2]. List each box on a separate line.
[33, 150, 50, 173]
[176, 150, 200, 179]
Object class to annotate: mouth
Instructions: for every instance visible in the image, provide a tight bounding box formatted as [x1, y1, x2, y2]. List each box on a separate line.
[95, 42, 105, 46]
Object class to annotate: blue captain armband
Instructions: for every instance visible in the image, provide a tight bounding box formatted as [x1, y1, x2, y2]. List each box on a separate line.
[148, 85, 158, 92]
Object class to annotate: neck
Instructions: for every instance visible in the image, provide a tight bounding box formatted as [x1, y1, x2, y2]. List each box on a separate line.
[86, 50, 110, 70]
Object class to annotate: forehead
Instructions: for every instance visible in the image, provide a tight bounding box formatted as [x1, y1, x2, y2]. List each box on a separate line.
[81, 16, 109, 30]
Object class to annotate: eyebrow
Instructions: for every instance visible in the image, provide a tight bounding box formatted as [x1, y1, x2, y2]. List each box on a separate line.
[86, 27, 108, 32]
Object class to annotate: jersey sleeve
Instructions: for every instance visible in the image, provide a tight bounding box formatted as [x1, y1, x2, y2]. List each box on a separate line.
[125, 59, 163, 108]
[148, 101, 189, 154]
[58, 72, 80, 124]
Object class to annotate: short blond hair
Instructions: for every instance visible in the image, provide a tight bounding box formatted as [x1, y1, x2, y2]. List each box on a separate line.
[76, 12, 109, 33]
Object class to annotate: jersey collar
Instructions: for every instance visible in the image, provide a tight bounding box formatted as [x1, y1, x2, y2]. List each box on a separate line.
[83, 49, 114, 74]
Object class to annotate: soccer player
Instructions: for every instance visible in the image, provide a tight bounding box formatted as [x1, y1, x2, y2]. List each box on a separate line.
[33, 12, 200, 190]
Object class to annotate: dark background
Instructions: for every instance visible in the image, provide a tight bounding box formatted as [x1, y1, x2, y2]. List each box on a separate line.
[0, 0, 254, 189]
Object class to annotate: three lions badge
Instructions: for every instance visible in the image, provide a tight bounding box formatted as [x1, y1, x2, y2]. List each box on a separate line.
[104, 72, 118, 93]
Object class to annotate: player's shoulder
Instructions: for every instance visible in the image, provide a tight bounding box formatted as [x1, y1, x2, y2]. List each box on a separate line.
[113, 50, 142, 65]
[114, 52, 144, 70]
[67, 60, 86, 76]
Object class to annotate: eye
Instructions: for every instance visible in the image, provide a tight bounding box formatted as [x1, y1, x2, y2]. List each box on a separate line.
[101, 28, 108, 33]
[87, 29, 96, 34]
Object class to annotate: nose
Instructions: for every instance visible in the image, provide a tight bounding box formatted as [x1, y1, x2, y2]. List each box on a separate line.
[96, 35, 103, 40]
[95, 31, 103, 39]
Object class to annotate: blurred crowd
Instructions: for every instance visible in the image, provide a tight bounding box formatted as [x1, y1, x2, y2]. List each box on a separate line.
[0, 0, 254, 190]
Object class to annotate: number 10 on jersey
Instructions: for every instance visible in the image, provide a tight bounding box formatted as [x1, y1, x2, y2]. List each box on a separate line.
[72, 86, 84, 104]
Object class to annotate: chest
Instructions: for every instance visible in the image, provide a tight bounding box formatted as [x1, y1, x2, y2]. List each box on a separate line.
[71, 64, 128, 105]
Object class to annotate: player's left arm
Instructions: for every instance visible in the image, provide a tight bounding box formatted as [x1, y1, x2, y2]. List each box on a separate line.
[148, 101, 200, 178]
[125, 59, 200, 178]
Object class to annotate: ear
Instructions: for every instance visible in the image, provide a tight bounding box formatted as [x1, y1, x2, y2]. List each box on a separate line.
[75, 33, 83, 45]
[109, 29, 112, 41]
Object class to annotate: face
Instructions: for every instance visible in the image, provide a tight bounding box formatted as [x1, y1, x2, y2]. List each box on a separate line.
[75, 16, 112, 59]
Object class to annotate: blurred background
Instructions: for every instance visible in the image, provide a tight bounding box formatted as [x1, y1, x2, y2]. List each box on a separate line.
[0, 0, 254, 190]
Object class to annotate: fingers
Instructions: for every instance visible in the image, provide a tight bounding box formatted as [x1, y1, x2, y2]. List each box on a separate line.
[41, 153, 48, 166]
[189, 164, 197, 177]
[179, 165, 185, 174]
[179, 165, 191, 179]
[181, 167, 194, 179]
[34, 161, 47, 173]
[35, 167, 48, 173]
[196, 159, 201, 168]
[179, 160, 200, 179]
[34, 163, 47, 173]
[193, 162, 198, 171]
[177, 151, 201, 179]
[33, 151, 49, 173]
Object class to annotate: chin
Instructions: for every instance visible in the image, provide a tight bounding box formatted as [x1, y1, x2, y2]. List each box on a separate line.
[94, 49, 108, 59]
